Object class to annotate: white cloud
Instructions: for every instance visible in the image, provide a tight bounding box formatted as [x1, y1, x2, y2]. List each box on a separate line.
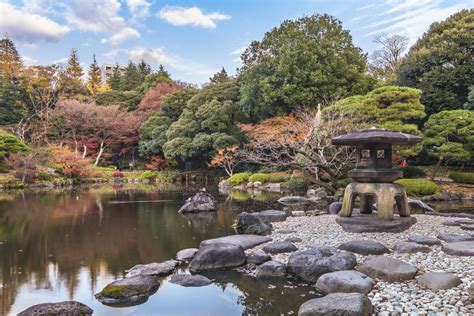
[126, 0, 151, 19]
[158, 6, 230, 28]
[129, 47, 174, 65]
[103, 48, 128, 59]
[0, 2, 69, 44]
[66, 0, 140, 44]
[22, 56, 38, 66]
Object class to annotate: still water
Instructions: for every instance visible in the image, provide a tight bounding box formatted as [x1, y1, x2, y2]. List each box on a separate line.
[0, 185, 316, 315]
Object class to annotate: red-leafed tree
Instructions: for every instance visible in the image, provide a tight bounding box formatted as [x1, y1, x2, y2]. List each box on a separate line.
[137, 82, 182, 113]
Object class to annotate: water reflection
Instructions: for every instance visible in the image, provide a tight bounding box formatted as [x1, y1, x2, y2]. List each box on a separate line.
[0, 186, 302, 315]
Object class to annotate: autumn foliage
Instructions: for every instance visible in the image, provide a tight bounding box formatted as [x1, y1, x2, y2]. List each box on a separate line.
[209, 145, 241, 176]
[137, 82, 182, 112]
[49, 145, 91, 178]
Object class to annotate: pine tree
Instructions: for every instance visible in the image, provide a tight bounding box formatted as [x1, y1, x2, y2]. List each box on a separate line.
[120, 60, 140, 91]
[108, 64, 122, 91]
[0, 35, 23, 79]
[156, 64, 171, 81]
[137, 59, 151, 81]
[87, 54, 102, 97]
[60, 48, 84, 96]
[209, 67, 229, 84]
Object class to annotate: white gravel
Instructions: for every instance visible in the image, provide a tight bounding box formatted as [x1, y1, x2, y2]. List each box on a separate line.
[255, 214, 474, 314]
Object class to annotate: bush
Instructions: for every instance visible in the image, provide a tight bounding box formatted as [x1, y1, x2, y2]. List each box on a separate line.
[140, 170, 158, 180]
[336, 178, 352, 189]
[227, 172, 251, 186]
[248, 173, 270, 183]
[37, 172, 51, 181]
[282, 178, 306, 190]
[395, 179, 440, 196]
[396, 166, 426, 179]
[449, 172, 474, 184]
[267, 172, 291, 183]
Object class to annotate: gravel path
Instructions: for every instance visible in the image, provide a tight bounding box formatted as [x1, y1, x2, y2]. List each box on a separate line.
[254, 214, 474, 315]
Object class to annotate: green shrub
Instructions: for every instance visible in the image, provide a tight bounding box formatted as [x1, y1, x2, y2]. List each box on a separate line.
[140, 170, 158, 180]
[396, 166, 426, 179]
[37, 172, 51, 181]
[336, 178, 352, 189]
[248, 173, 270, 183]
[267, 173, 290, 183]
[395, 179, 440, 196]
[449, 172, 474, 184]
[282, 178, 305, 190]
[228, 172, 251, 186]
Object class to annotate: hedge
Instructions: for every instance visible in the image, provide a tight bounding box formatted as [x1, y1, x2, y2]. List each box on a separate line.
[228, 172, 251, 186]
[248, 173, 270, 183]
[449, 172, 474, 184]
[395, 179, 440, 196]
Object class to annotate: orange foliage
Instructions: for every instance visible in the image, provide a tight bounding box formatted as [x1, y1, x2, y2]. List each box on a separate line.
[49, 145, 92, 178]
[137, 82, 182, 112]
[210, 145, 240, 176]
[145, 156, 173, 171]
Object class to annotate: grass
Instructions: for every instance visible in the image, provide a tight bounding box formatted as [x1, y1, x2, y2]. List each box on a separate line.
[395, 179, 441, 197]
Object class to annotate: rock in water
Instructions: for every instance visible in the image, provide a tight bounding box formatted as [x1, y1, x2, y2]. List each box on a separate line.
[442, 241, 474, 256]
[169, 274, 211, 287]
[255, 260, 286, 278]
[357, 256, 417, 282]
[417, 272, 461, 290]
[393, 241, 432, 254]
[287, 246, 357, 283]
[407, 234, 441, 246]
[298, 293, 372, 316]
[178, 191, 216, 213]
[95, 275, 160, 307]
[315, 270, 375, 295]
[338, 240, 390, 255]
[253, 210, 288, 222]
[200, 235, 271, 250]
[125, 260, 178, 278]
[188, 243, 246, 273]
[278, 196, 310, 206]
[235, 212, 272, 235]
[176, 248, 199, 261]
[407, 198, 434, 213]
[247, 249, 271, 265]
[262, 241, 298, 254]
[18, 301, 93, 316]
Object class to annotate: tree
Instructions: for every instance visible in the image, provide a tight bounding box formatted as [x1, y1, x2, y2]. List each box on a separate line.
[49, 144, 91, 178]
[326, 86, 426, 157]
[120, 61, 141, 91]
[210, 145, 240, 176]
[423, 110, 473, 180]
[0, 76, 27, 124]
[87, 54, 102, 97]
[107, 64, 122, 90]
[137, 82, 182, 112]
[209, 67, 230, 84]
[0, 133, 28, 163]
[396, 9, 474, 116]
[0, 35, 23, 79]
[370, 34, 409, 83]
[239, 14, 373, 121]
[59, 48, 84, 97]
[137, 59, 151, 81]
[464, 86, 474, 111]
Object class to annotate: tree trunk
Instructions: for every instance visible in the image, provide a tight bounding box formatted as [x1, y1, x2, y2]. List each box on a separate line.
[94, 142, 104, 167]
[430, 157, 443, 181]
[82, 145, 87, 159]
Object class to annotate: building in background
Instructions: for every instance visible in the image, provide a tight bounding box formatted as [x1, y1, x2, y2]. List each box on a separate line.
[101, 64, 125, 83]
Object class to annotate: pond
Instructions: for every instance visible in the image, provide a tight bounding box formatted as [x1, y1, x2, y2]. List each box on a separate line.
[0, 185, 317, 315]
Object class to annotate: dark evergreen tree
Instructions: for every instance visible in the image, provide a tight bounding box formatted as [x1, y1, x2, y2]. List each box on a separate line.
[209, 67, 230, 84]
[108, 64, 122, 91]
[120, 61, 141, 91]
[0, 35, 23, 79]
[87, 54, 102, 97]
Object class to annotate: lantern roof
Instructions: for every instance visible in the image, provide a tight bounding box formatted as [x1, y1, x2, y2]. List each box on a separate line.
[331, 127, 422, 146]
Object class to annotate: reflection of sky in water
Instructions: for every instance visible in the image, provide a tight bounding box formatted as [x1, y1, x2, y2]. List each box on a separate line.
[9, 263, 243, 315]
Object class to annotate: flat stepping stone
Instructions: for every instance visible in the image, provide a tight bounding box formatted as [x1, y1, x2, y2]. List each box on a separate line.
[18, 301, 93, 316]
[262, 241, 297, 254]
[357, 256, 417, 282]
[408, 234, 441, 246]
[277, 229, 296, 234]
[461, 225, 474, 231]
[315, 270, 375, 295]
[336, 213, 416, 233]
[298, 293, 372, 316]
[169, 274, 211, 287]
[418, 272, 461, 290]
[287, 246, 357, 283]
[176, 248, 198, 261]
[247, 249, 271, 265]
[442, 241, 474, 256]
[285, 236, 302, 243]
[126, 260, 178, 278]
[255, 260, 286, 278]
[200, 234, 271, 250]
[338, 240, 390, 255]
[437, 232, 474, 243]
[393, 241, 431, 253]
[189, 243, 246, 272]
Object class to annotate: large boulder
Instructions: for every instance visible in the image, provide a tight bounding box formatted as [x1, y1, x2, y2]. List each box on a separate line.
[95, 275, 160, 306]
[407, 234, 441, 246]
[287, 246, 357, 283]
[357, 256, 417, 282]
[178, 191, 216, 213]
[338, 240, 390, 256]
[247, 249, 271, 265]
[298, 293, 372, 316]
[262, 241, 297, 254]
[315, 270, 375, 295]
[393, 241, 432, 254]
[125, 260, 178, 278]
[200, 234, 271, 250]
[176, 248, 198, 261]
[18, 301, 93, 316]
[437, 232, 474, 243]
[235, 212, 272, 235]
[253, 210, 288, 222]
[442, 241, 474, 256]
[255, 260, 287, 278]
[188, 243, 246, 273]
[169, 274, 211, 287]
[417, 272, 461, 290]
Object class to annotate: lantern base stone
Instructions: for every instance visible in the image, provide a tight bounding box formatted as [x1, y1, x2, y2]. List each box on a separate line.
[336, 213, 417, 233]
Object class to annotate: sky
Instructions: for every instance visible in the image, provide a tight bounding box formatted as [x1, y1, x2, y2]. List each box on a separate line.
[1, 0, 472, 85]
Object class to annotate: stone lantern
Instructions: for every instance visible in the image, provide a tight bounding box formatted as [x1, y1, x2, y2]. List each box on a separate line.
[331, 128, 421, 230]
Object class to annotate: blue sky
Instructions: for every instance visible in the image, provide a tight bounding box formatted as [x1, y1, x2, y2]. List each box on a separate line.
[1, 0, 472, 84]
